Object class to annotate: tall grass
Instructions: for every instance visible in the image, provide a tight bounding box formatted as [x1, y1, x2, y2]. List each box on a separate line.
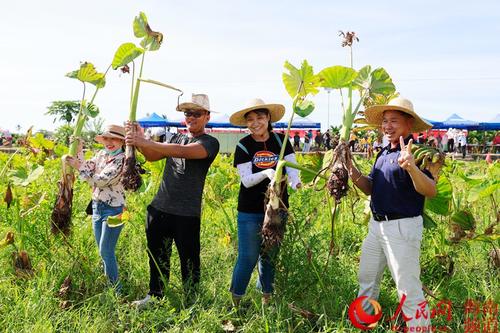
[0, 153, 498, 332]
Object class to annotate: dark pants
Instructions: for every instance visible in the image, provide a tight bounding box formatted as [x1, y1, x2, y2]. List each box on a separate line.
[146, 205, 201, 297]
[448, 139, 454, 153]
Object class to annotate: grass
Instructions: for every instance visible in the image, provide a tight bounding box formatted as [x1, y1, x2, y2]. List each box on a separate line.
[0, 153, 498, 332]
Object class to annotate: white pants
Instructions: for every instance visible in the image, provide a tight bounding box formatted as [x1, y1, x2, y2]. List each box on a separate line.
[358, 216, 431, 331]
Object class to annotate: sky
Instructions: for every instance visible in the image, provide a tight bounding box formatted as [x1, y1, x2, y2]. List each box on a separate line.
[1, 0, 499, 133]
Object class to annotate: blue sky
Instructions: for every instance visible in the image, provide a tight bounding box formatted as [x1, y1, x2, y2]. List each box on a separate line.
[1, 0, 499, 132]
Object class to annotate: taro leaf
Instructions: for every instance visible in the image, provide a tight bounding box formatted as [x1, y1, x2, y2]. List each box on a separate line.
[8, 165, 44, 187]
[112, 43, 144, 70]
[425, 174, 452, 215]
[422, 210, 438, 229]
[468, 180, 499, 203]
[54, 144, 68, 157]
[468, 234, 500, 243]
[298, 153, 323, 184]
[82, 102, 99, 118]
[318, 65, 358, 89]
[133, 12, 148, 38]
[451, 210, 475, 231]
[29, 133, 55, 150]
[282, 60, 320, 99]
[66, 62, 106, 88]
[293, 99, 315, 117]
[133, 12, 163, 51]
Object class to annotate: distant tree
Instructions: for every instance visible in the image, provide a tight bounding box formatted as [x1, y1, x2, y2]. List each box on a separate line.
[46, 101, 81, 124]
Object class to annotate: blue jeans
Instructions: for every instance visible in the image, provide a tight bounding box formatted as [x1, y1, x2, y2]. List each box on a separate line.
[230, 212, 277, 296]
[92, 201, 124, 285]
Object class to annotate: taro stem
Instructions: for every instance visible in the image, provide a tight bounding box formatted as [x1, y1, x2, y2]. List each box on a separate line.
[122, 53, 145, 191]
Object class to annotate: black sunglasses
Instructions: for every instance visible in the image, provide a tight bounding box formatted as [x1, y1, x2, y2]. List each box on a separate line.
[183, 111, 205, 118]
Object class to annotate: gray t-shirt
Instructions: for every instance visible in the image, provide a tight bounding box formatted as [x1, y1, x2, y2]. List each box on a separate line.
[150, 133, 219, 217]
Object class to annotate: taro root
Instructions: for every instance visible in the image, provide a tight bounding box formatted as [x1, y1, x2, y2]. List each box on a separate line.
[51, 171, 75, 235]
[121, 145, 142, 191]
[12, 250, 33, 278]
[326, 142, 351, 203]
[261, 174, 288, 251]
[4, 183, 12, 208]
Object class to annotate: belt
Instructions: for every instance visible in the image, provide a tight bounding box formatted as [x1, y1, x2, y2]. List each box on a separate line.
[372, 213, 412, 222]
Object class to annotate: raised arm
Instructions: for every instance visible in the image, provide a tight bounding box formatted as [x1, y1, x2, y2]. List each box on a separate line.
[398, 136, 437, 197]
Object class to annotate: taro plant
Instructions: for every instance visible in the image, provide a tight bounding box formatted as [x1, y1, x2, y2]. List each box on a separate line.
[51, 62, 106, 235]
[111, 12, 164, 191]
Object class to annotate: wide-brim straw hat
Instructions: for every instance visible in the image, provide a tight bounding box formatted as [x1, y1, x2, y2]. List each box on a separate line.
[95, 124, 125, 144]
[364, 97, 432, 133]
[230, 98, 285, 127]
[176, 93, 215, 113]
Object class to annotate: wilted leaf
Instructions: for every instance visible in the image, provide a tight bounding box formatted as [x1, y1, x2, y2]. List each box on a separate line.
[318, 65, 358, 89]
[133, 12, 163, 51]
[82, 102, 99, 118]
[112, 43, 144, 69]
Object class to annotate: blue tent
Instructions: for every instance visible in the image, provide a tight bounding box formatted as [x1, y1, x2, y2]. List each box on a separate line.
[137, 113, 181, 128]
[428, 113, 500, 130]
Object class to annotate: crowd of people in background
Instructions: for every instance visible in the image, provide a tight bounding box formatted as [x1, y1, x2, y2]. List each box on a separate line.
[290, 127, 500, 158]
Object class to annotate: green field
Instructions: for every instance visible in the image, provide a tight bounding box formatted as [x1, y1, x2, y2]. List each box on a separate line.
[0, 150, 498, 333]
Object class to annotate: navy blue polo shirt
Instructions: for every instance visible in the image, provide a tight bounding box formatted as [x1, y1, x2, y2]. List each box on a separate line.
[368, 136, 433, 217]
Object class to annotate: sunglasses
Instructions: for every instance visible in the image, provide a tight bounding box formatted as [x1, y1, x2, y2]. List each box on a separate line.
[183, 111, 205, 119]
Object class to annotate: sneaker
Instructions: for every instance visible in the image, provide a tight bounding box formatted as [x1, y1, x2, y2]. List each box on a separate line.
[131, 294, 155, 309]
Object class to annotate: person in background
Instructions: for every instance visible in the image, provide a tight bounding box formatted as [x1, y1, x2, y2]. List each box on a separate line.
[293, 132, 301, 151]
[323, 130, 332, 150]
[314, 130, 323, 150]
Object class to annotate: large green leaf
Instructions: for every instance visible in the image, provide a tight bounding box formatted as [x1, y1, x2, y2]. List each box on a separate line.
[66, 62, 106, 88]
[298, 153, 323, 184]
[8, 164, 44, 187]
[29, 133, 55, 150]
[282, 60, 319, 99]
[112, 43, 144, 69]
[133, 12, 148, 38]
[425, 175, 452, 215]
[293, 99, 315, 117]
[318, 66, 358, 89]
[353, 66, 395, 95]
[468, 180, 499, 202]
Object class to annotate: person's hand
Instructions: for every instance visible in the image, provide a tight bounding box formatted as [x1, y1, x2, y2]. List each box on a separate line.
[62, 154, 81, 169]
[398, 136, 415, 171]
[125, 121, 146, 147]
[262, 168, 276, 180]
[69, 136, 84, 153]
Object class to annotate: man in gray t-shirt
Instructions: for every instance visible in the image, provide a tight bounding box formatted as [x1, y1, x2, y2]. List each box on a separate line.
[126, 94, 219, 306]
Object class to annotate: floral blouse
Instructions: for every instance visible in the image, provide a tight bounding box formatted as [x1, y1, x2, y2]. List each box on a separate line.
[77, 150, 125, 207]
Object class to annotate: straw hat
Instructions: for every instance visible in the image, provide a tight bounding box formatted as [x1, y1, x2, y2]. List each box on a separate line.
[176, 93, 214, 113]
[364, 97, 432, 133]
[95, 124, 125, 144]
[229, 98, 285, 126]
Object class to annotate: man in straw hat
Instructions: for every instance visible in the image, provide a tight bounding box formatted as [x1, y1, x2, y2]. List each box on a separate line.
[126, 93, 219, 307]
[347, 97, 436, 331]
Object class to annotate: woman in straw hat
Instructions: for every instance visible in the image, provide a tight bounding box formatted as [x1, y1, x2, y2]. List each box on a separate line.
[347, 97, 436, 331]
[228, 98, 301, 306]
[64, 124, 126, 290]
